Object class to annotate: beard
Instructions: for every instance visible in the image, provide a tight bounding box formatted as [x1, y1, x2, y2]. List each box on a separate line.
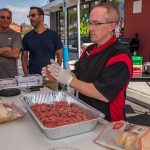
[30, 21, 38, 28]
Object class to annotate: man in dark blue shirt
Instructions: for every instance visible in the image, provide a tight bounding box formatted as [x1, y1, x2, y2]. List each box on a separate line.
[21, 6, 63, 90]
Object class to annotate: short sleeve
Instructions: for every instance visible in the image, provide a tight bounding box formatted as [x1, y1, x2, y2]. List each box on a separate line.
[54, 32, 63, 50]
[12, 33, 23, 49]
[22, 35, 29, 51]
[93, 62, 130, 101]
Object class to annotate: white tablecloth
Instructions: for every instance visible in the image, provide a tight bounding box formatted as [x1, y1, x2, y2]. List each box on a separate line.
[0, 87, 110, 150]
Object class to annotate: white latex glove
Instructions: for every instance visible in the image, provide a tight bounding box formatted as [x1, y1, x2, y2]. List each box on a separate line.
[41, 66, 56, 81]
[41, 67, 47, 77]
[47, 60, 73, 85]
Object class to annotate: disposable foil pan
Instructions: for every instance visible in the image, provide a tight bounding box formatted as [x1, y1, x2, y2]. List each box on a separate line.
[22, 91, 104, 139]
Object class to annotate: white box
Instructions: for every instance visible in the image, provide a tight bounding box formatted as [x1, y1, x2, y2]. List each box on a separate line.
[16, 74, 43, 87]
[0, 78, 17, 89]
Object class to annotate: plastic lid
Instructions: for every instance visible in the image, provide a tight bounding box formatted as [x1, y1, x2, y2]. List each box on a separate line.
[0, 88, 21, 97]
[132, 56, 143, 60]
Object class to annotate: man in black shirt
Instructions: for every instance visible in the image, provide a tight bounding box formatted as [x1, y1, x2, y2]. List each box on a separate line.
[42, 4, 133, 121]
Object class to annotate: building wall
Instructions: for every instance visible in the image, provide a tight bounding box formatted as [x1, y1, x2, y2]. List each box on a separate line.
[124, 0, 150, 62]
[10, 24, 21, 32]
[21, 24, 33, 33]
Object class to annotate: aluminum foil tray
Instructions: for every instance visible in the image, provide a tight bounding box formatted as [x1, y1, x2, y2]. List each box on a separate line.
[22, 91, 104, 139]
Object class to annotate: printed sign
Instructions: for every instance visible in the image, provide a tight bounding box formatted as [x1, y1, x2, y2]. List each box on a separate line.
[80, 14, 89, 35]
[63, 0, 67, 12]
[133, 0, 142, 13]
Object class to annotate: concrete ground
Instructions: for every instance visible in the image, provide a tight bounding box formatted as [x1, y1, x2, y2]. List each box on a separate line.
[125, 100, 150, 126]
[126, 82, 150, 126]
[127, 82, 150, 109]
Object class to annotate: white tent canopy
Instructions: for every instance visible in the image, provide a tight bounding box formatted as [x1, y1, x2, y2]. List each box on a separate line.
[42, 0, 77, 13]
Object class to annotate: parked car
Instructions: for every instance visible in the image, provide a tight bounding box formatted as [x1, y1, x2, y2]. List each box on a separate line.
[69, 33, 90, 48]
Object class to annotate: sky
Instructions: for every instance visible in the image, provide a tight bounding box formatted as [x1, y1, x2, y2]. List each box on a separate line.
[0, 0, 50, 26]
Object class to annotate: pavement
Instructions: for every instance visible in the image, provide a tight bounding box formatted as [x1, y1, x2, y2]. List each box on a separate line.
[126, 81, 150, 126]
[127, 81, 150, 109]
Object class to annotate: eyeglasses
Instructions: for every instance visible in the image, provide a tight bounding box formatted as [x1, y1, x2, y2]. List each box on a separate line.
[0, 16, 11, 20]
[87, 21, 114, 28]
[27, 13, 40, 18]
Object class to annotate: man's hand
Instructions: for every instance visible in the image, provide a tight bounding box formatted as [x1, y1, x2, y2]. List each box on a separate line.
[41, 66, 56, 81]
[0, 47, 11, 54]
[42, 60, 73, 85]
[0, 47, 20, 58]
[3, 47, 11, 51]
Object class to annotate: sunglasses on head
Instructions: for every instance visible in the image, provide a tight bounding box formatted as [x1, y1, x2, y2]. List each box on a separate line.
[27, 13, 40, 18]
[0, 16, 11, 20]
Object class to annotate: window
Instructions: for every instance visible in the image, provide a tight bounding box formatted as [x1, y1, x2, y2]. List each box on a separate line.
[58, 11, 65, 44]
[68, 7, 78, 51]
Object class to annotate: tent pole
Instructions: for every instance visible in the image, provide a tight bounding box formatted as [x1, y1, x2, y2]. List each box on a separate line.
[63, 0, 69, 69]
[77, 0, 81, 58]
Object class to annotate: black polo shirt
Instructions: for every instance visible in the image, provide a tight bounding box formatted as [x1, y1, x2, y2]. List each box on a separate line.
[74, 36, 133, 121]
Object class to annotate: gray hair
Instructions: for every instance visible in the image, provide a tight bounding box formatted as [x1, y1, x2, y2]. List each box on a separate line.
[0, 8, 12, 16]
[93, 3, 120, 24]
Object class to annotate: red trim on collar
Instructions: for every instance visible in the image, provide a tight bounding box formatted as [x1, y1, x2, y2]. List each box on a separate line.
[89, 36, 117, 55]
